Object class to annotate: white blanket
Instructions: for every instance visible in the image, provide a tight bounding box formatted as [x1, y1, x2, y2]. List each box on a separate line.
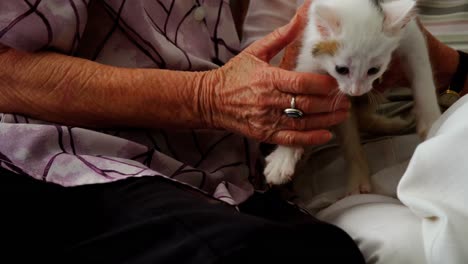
[294, 96, 468, 263]
[397, 95, 468, 264]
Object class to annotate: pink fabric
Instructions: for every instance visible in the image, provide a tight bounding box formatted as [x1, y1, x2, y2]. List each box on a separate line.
[0, 0, 298, 205]
[241, 0, 297, 49]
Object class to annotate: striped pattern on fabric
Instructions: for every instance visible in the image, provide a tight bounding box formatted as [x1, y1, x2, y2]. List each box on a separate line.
[418, 0, 468, 52]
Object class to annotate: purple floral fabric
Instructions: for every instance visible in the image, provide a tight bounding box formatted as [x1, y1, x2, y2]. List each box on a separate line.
[0, 0, 274, 205]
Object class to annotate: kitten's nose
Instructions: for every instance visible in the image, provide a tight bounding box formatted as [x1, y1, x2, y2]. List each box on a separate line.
[349, 84, 366, 96]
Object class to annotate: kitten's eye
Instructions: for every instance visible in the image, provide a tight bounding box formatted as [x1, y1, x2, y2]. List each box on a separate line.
[335, 66, 349, 75]
[367, 67, 380, 75]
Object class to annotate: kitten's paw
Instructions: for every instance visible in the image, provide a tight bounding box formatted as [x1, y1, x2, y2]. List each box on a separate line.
[264, 147, 303, 185]
[416, 110, 441, 140]
[347, 183, 372, 196]
[346, 166, 372, 196]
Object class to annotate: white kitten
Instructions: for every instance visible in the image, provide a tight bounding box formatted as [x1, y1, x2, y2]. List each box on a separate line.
[264, 0, 441, 193]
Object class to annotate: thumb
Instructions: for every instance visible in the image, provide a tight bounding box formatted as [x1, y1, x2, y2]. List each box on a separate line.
[244, 11, 304, 62]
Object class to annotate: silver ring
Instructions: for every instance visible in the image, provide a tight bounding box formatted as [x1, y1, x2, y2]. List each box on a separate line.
[283, 95, 304, 118]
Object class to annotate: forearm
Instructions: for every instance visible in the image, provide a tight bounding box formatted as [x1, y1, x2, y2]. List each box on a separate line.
[0, 48, 210, 129]
[418, 24, 461, 93]
[379, 21, 465, 95]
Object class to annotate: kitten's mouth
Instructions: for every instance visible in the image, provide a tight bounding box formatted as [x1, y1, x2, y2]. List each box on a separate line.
[343, 85, 371, 97]
[347, 91, 368, 96]
[340, 88, 368, 97]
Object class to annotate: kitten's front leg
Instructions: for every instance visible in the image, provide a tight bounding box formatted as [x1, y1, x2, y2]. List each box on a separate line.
[264, 145, 304, 185]
[399, 21, 442, 139]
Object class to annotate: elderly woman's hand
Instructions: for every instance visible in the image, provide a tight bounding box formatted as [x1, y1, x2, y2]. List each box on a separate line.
[201, 12, 350, 146]
[0, 0, 349, 147]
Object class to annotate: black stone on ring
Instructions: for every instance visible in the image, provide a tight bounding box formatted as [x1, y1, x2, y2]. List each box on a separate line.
[284, 96, 304, 118]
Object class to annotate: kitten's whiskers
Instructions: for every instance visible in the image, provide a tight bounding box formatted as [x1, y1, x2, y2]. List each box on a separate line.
[332, 90, 346, 112]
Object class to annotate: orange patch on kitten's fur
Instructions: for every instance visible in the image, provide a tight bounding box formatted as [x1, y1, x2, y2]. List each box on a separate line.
[312, 40, 340, 56]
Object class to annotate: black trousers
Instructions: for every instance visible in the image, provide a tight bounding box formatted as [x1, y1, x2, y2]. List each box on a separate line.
[1, 168, 364, 264]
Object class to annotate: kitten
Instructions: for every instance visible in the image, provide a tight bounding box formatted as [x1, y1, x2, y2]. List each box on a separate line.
[264, 0, 441, 194]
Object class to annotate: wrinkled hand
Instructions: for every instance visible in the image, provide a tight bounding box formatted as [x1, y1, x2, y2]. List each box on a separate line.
[201, 6, 350, 146]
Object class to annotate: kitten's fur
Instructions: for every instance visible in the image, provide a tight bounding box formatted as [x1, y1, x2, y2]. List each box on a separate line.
[264, 0, 441, 193]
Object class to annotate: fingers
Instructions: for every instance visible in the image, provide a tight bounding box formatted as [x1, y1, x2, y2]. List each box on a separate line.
[297, 0, 312, 19]
[270, 129, 333, 146]
[271, 69, 339, 95]
[266, 93, 350, 114]
[244, 9, 303, 62]
[279, 110, 349, 131]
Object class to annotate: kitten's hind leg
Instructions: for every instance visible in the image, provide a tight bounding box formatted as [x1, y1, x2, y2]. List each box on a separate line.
[264, 146, 304, 185]
[335, 110, 372, 195]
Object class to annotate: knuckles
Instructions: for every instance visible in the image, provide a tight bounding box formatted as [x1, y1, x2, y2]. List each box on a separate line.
[280, 133, 296, 145]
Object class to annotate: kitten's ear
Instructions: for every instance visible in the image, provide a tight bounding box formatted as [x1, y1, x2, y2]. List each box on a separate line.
[381, 0, 417, 36]
[314, 4, 342, 37]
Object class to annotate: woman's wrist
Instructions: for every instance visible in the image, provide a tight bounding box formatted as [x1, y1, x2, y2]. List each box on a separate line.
[196, 68, 225, 131]
[450, 50, 468, 96]
[464, 68, 468, 96]
[110, 67, 210, 130]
